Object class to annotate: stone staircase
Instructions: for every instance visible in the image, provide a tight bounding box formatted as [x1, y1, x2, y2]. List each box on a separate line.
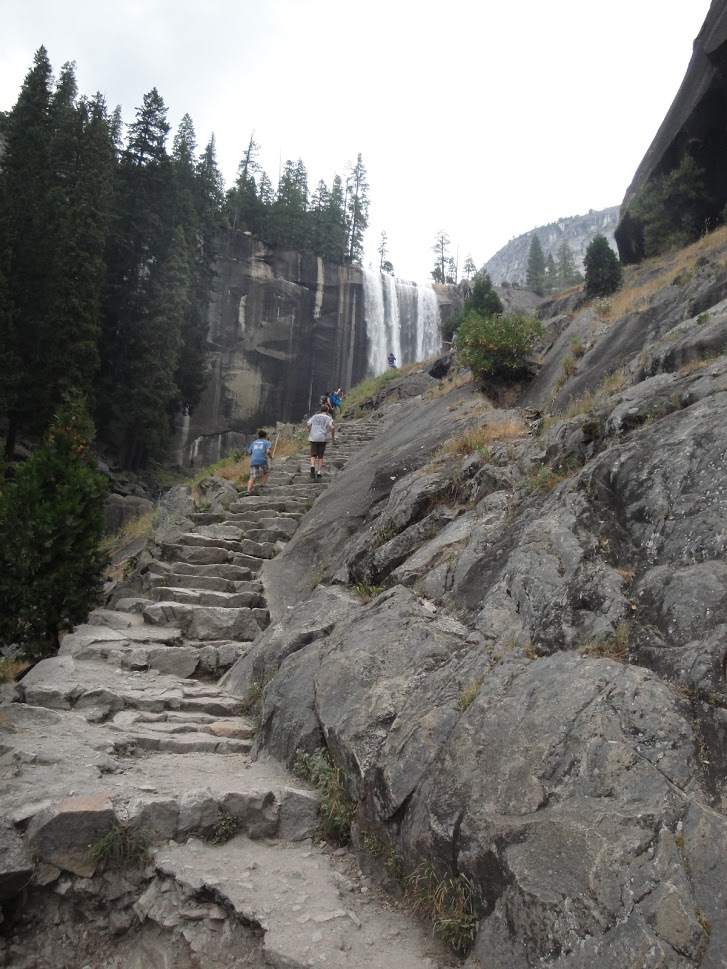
[0, 413, 457, 968]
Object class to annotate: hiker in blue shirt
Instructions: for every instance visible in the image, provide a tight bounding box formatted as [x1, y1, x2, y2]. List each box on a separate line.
[246, 429, 273, 495]
[329, 389, 342, 412]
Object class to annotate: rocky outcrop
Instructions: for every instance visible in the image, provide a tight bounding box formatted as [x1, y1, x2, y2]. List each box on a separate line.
[217, 233, 727, 968]
[484, 207, 619, 286]
[616, 0, 727, 262]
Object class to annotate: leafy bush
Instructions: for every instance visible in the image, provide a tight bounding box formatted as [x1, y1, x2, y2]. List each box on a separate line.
[584, 235, 623, 298]
[453, 311, 543, 381]
[0, 392, 108, 659]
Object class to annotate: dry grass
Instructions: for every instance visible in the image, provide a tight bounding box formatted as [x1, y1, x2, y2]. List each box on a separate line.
[581, 621, 629, 662]
[598, 225, 727, 322]
[438, 417, 528, 456]
[101, 508, 155, 562]
[596, 368, 628, 396]
[0, 657, 31, 684]
[426, 370, 474, 400]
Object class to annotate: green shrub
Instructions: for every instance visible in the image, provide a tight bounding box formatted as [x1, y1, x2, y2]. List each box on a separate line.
[453, 311, 543, 381]
[0, 392, 108, 659]
[584, 235, 623, 298]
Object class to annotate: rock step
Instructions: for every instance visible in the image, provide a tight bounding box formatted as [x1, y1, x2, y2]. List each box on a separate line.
[85, 609, 146, 629]
[144, 573, 264, 594]
[176, 533, 279, 559]
[227, 498, 313, 514]
[113, 709, 254, 735]
[147, 561, 257, 581]
[151, 586, 266, 609]
[67, 640, 244, 679]
[115, 732, 252, 756]
[159, 544, 264, 572]
[154, 837, 454, 969]
[222, 511, 303, 526]
[143, 601, 268, 641]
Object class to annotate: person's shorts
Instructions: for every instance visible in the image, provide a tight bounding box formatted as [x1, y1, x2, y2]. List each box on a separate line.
[310, 441, 327, 458]
[250, 462, 268, 478]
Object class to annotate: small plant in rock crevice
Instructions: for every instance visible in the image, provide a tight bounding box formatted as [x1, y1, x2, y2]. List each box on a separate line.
[353, 582, 383, 603]
[208, 811, 242, 845]
[89, 825, 148, 869]
[292, 747, 356, 844]
[458, 678, 484, 711]
[580, 621, 630, 662]
[406, 863, 481, 954]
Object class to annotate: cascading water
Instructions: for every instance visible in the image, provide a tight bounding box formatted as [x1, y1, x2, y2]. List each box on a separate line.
[363, 270, 442, 374]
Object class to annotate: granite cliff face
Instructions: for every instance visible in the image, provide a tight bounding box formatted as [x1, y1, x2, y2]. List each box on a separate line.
[616, 0, 727, 262]
[178, 231, 447, 467]
[483, 207, 619, 286]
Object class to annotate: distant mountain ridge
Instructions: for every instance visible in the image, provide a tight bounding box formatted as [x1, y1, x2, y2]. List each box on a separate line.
[484, 206, 619, 285]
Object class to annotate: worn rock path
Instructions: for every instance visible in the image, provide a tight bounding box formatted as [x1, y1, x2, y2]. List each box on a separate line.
[1, 415, 458, 969]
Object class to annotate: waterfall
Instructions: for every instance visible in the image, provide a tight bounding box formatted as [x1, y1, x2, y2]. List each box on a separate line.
[363, 270, 442, 375]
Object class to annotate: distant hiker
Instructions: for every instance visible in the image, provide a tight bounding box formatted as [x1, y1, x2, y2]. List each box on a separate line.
[330, 389, 342, 412]
[320, 392, 331, 409]
[388, 352, 397, 368]
[307, 404, 336, 479]
[246, 429, 272, 495]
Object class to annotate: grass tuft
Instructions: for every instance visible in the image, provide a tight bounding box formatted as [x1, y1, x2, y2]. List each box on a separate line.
[89, 825, 147, 869]
[292, 747, 356, 844]
[581, 621, 630, 662]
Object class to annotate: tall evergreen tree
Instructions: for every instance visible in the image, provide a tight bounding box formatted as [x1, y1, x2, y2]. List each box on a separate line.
[346, 154, 369, 262]
[110, 225, 191, 466]
[99, 88, 173, 455]
[0, 46, 54, 455]
[45, 93, 115, 411]
[556, 239, 578, 286]
[463, 255, 477, 279]
[526, 234, 546, 292]
[431, 230, 451, 284]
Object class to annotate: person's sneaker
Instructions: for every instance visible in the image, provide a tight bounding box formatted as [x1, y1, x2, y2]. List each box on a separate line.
[310, 466, 315, 479]
[316, 471, 322, 478]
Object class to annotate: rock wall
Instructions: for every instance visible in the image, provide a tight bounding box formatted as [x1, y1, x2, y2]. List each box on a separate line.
[616, 0, 727, 262]
[180, 232, 369, 467]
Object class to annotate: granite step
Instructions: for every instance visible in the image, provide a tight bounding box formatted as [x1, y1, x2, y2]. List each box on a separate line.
[151, 586, 266, 609]
[143, 601, 268, 641]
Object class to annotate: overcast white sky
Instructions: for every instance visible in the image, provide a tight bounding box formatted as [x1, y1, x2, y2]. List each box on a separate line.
[1, 0, 713, 282]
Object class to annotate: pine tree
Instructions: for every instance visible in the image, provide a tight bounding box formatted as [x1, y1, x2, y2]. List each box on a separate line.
[0, 47, 54, 455]
[584, 234, 623, 298]
[111, 226, 191, 466]
[463, 255, 477, 279]
[0, 391, 108, 659]
[545, 253, 557, 289]
[526, 234, 546, 292]
[45, 91, 115, 412]
[346, 154, 369, 263]
[431, 230, 451, 284]
[99, 88, 174, 454]
[556, 239, 577, 287]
